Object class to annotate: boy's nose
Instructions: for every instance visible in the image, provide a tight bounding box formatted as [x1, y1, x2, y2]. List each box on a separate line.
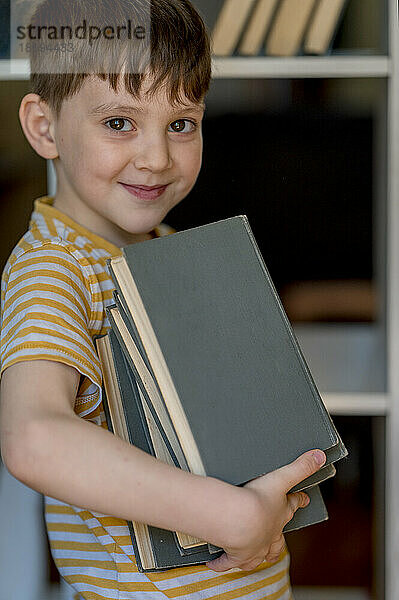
[133, 135, 172, 173]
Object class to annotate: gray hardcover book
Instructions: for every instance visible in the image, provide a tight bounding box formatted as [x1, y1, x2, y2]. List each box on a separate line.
[109, 215, 347, 487]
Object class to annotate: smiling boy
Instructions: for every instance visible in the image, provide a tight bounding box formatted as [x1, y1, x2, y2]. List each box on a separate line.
[42, 75, 205, 247]
[0, 1, 325, 599]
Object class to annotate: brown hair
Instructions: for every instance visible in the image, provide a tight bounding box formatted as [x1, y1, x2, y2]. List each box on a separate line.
[29, 0, 211, 115]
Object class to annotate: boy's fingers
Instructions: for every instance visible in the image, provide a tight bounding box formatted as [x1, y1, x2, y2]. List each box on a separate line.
[265, 535, 286, 563]
[206, 553, 238, 572]
[273, 450, 326, 493]
[286, 491, 310, 521]
[206, 553, 263, 573]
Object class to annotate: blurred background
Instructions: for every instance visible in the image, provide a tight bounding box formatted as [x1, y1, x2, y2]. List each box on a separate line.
[0, 0, 396, 598]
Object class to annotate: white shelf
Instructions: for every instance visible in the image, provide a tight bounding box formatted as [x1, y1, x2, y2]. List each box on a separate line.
[212, 56, 391, 79]
[0, 56, 391, 81]
[324, 393, 388, 416]
[0, 59, 30, 80]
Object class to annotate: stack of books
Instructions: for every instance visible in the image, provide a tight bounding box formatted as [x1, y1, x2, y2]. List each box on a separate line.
[96, 215, 347, 572]
[211, 0, 348, 57]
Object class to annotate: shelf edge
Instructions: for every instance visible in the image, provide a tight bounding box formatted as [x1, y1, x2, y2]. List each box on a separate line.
[0, 56, 391, 81]
[212, 56, 391, 79]
[324, 393, 389, 415]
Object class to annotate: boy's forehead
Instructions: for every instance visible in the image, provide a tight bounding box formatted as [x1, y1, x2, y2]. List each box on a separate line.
[75, 76, 205, 115]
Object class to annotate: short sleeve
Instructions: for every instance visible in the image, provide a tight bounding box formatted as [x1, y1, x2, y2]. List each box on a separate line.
[0, 242, 103, 406]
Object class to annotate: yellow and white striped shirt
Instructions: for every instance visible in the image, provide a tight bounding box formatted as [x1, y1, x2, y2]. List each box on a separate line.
[0, 196, 292, 600]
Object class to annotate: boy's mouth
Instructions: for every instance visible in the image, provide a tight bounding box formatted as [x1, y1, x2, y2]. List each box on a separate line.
[119, 182, 169, 201]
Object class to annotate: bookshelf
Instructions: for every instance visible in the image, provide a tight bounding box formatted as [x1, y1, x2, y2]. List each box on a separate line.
[0, 0, 397, 598]
[0, 59, 29, 79]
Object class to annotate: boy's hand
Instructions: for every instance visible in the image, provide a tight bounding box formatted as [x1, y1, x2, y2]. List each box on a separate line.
[206, 449, 326, 572]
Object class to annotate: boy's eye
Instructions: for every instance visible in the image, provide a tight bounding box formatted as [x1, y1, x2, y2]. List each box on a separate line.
[169, 119, 196, 134]
[105, 118, 133, 132]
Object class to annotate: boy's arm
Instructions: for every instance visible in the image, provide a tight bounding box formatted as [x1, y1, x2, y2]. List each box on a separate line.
[0, 359, 325, 572]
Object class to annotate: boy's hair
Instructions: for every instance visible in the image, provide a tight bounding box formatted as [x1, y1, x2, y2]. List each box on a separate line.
[28, 0, 211, 115]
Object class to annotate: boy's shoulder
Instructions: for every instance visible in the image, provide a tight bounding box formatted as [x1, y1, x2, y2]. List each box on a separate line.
[0, 196, 113, 396]
[2, 212, 73, 289]
[2, 195, 175, 287]
[3, 196, 115, 275]
[1, 197, 113, 306]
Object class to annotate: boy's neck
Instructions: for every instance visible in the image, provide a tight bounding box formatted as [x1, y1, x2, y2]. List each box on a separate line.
[53, 192, 154, 248]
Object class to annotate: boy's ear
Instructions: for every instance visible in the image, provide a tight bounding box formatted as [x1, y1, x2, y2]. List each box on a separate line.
[19, 94, 59, 160]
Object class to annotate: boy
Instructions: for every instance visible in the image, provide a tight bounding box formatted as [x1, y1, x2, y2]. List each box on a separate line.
[0, 1, 326, 598]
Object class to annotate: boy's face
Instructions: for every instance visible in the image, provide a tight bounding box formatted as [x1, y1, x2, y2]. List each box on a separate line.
[50, 76, 205, 246]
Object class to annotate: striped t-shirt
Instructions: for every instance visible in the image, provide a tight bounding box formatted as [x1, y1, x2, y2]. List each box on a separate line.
[0, 197, 292, 600]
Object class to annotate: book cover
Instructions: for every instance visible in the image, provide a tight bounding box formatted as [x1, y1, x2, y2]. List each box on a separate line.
[109, 215, 347, 486]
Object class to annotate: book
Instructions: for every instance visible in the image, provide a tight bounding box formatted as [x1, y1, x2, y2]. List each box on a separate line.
[108, 296, 337, 494]
[239, 0, 280, 56]
[266, 0, 317, 56]
[97, 328, 329, 571]
[97, 215, 348, 570]
[211, 0, 258, 56]
[304, 0, 348, 55]
[108, 215, 347, 484]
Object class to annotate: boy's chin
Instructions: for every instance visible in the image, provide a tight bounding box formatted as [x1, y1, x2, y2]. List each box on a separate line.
[117, 216, 166, 241]
[121, 208, 172, 234]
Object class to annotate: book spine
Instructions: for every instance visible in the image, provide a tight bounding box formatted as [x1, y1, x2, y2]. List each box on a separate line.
[99, 385, 114, 434]
[212, 0, 257, 56]
[94, 336, 114, 435]
[266, 0, 317, 56]
[239, 0, 280, 56]
[304, 0, 348, 55]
